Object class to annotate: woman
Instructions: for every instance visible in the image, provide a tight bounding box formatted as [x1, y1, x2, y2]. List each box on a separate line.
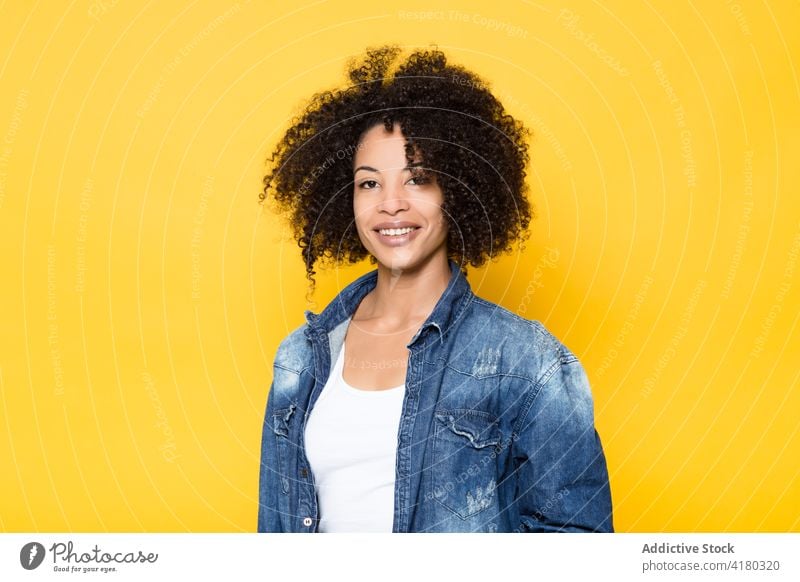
[257, 46, 613, 533]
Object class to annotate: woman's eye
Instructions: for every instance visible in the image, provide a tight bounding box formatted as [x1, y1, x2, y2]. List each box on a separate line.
[356, 176, 430, 189]
[408, 175, 430, 185]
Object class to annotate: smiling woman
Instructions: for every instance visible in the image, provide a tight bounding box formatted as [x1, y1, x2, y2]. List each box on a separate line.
[257, 45, 613, 533]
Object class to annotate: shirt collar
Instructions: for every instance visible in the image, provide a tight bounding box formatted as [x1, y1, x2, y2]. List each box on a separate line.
[303, 259, 473, 344]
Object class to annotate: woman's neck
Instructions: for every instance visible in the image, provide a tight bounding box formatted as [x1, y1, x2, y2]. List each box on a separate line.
[356, 254, 451, 327]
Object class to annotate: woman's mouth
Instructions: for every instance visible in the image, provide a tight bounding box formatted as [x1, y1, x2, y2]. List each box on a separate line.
[374, 226, 421, 246]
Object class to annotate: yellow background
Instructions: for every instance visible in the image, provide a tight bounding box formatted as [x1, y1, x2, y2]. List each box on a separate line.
[1, 0, 798, 532]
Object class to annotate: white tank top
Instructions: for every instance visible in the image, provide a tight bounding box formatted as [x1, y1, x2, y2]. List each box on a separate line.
[303, 341, 406, 532]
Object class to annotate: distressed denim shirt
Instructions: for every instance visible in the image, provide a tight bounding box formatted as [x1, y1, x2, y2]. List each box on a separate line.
[258, 259, 613, 533]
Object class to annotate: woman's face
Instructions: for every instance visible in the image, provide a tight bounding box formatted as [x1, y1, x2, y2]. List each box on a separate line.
[352, 123, 448, 273]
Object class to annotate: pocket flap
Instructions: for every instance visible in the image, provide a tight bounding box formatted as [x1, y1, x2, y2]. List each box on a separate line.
[435, 411, 501, 449]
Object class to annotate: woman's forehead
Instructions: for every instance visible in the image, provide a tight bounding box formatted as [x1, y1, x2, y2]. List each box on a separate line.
[354, 125, 418, 169]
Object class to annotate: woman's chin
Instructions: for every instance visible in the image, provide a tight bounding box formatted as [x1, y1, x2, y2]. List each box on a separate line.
[375, 250, 416, 273]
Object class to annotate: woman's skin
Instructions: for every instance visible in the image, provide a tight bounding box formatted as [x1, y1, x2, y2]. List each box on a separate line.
[342, 123, 451, 390]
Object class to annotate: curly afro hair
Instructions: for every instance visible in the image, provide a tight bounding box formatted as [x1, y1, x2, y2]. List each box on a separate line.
[260, 44, 533, 289]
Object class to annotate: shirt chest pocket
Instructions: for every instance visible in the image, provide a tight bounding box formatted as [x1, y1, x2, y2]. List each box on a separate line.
[271, 404, 296, 495]
[430, 409, 502, 520]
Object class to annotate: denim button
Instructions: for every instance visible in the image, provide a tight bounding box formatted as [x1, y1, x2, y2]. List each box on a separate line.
[303, 517, 312, 527]
[300, 468, 308, 478]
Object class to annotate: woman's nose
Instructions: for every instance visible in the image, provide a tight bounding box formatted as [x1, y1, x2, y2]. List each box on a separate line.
[378, 180, 409, 212]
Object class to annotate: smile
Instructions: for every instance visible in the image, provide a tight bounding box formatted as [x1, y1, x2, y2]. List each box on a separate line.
[374, 226, 422, 246]
[378, 227, 419, 236]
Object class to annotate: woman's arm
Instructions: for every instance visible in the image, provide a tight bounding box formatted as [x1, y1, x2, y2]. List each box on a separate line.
[511, 355, 614, 532]
[257, 385, 283, 532]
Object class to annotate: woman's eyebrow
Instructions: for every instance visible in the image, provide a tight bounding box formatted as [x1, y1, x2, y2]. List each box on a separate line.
[353, 165, 379, 175]
[353, 162, 422, 175]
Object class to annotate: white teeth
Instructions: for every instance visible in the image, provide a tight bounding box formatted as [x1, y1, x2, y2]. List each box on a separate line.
[379, 227, 416, 236]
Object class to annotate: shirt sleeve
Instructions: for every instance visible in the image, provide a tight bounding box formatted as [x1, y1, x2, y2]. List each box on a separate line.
[511, 355, 614, 532]
[257, 383, 283, 532]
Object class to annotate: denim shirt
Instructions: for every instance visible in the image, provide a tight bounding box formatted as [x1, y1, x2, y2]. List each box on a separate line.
[258, 259, 613, 533]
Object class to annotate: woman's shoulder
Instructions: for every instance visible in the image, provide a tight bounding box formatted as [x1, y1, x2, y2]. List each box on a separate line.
[464, 295, 581, 374]
[467, 295, 556, 343]
[273, 322, 312, 373]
